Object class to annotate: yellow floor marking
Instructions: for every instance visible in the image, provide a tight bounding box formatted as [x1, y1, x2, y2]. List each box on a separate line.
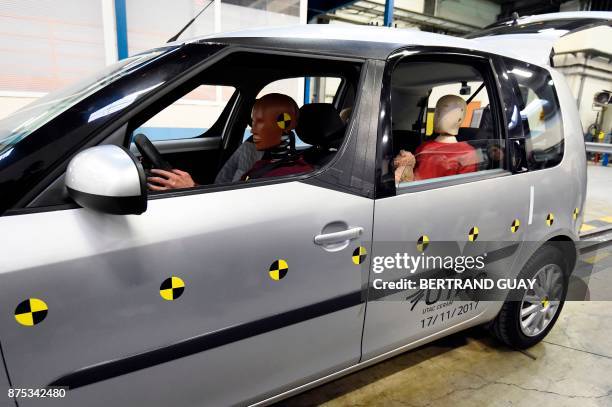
[599, 216, 612, 223]
[584, 252, 611, 265]
[580, 223, 596, 232]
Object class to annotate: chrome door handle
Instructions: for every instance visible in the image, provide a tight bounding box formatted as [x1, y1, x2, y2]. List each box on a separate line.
[314, 227, 363, 245]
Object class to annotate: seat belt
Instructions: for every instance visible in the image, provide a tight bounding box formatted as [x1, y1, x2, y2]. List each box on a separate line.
[244, 155, 298, 181]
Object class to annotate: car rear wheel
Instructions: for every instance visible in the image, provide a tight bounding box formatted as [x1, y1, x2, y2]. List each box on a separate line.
[491, 244, 568, 349]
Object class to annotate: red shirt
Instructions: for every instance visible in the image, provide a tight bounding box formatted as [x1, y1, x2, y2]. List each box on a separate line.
[414, 140, 478, 180]
[241, 157, 313, 181]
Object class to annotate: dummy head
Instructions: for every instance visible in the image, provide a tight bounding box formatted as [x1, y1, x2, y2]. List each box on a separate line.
[251, 93, 299, 151]
[433, 95, 467, 136]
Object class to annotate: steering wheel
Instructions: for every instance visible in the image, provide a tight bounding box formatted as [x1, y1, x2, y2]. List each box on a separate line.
[133, 133, 172, 171]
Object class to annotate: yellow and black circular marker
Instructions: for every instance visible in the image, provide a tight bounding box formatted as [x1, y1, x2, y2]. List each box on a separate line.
[276, 113, 292, 130]
[269, 259, 289, 281]
[417, 235, 430, 252]
[352, 246, 367, 265]
[14, 298, 48, 326]
[510, 219, 520, 233]
[546, 213, 555, 226]
[468, 226, 479, 242]
[159, 276, 185, 301]
[573, 208, 579, 220]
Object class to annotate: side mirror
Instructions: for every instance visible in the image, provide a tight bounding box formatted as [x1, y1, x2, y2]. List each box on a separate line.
[65, 145, 147, 215]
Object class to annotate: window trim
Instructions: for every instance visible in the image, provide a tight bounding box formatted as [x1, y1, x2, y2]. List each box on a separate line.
[394, 168, 510, 194]
[148, 59, 368, 201]
[375, 47, 510, 199]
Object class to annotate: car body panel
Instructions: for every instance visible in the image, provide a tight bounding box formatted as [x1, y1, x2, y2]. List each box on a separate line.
[202, 25, 527, 63]
[0, 181, 373, 406]
[0, 344, 14, 407]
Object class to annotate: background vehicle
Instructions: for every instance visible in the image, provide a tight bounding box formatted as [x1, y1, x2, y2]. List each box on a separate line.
[0, 12, 608, 407]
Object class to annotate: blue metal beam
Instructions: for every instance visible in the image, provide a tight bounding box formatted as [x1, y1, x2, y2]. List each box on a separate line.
[115, 0, 129, 60]
[304, 77, 311, 104]
[384, 0, 394, 27]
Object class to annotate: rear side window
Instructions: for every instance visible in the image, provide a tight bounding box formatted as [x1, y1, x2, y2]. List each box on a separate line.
[388, 58, 505, 193]
[506, 61, 563, 169]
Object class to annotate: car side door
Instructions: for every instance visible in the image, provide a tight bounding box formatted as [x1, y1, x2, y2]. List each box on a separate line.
[362, 51, 530, 359]
[0, 56, 377, 407]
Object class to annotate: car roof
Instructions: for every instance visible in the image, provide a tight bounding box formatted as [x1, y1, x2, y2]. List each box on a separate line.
[180, 24, 530, 65]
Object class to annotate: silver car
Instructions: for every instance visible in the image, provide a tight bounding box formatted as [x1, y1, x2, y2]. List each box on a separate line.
[0, 11, 609, 407]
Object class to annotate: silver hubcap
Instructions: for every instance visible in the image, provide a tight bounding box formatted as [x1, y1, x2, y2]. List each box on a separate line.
[519, 264, 564, 337]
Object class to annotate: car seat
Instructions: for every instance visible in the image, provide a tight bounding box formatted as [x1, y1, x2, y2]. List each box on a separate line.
[457, 106, 494, 170]
[296, 103, 346, 168]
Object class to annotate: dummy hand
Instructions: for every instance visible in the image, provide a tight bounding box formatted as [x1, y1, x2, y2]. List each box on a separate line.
[488, 145, 504, 162]
[147, 169, 196, 191]
[393, 149, 416, 184]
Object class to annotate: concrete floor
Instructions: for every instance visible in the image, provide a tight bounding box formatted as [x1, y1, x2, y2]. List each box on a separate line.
[280, 164, 612, 407]
[282, 302, 612, 407]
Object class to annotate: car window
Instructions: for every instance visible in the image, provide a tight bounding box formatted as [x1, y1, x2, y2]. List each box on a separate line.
[125, 51, 361, 195]
[131, 85, 236, 142]
[389, 60, 504, 192]
[506, 61, 563, 169]
[257, 76, 342, 106]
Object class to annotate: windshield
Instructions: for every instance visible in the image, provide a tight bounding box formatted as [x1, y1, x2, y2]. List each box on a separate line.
[0, 49, 168, 157]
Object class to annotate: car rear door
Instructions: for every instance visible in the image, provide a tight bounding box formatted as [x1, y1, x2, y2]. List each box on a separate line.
[0, 61, 379, 407]
[361, 51, 530, 359]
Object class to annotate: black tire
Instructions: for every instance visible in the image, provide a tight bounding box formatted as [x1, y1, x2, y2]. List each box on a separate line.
[490, 244, 569, 349]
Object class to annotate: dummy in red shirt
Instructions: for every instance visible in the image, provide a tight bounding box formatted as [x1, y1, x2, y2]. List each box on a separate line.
[414, 140, 478, 180]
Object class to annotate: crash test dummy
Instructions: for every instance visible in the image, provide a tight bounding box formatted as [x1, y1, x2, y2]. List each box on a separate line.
[147, 93, 311, 190]
[394, 94, 478, 183]
[241, 93, 313, 181]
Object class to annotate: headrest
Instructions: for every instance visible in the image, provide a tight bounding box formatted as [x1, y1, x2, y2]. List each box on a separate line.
[296, 103, 345, 146]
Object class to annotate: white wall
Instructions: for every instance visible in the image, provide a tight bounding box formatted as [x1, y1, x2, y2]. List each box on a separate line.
[553, 26, 612, 133]
[0, 0, 106, 94]
[126, 0, 217, 55]
[555, 26, 612, 56]
[0, 0, 302, 121]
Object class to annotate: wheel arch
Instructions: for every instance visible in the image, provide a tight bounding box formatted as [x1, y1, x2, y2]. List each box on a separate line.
[545, 234, 578, 275]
